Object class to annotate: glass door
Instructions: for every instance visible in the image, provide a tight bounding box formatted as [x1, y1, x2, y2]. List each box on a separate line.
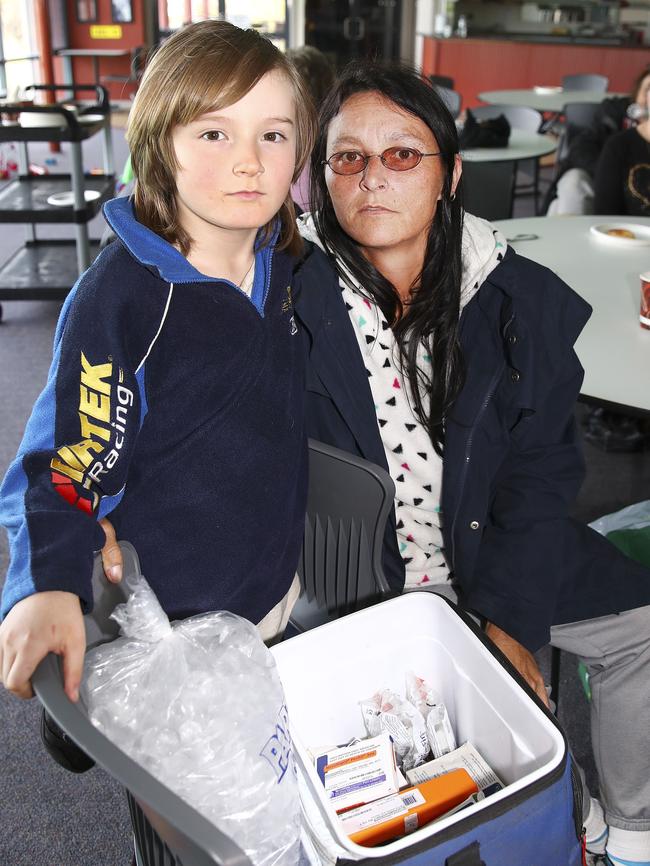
[305, 0, 401, 69]
[0, 0, 38, 99]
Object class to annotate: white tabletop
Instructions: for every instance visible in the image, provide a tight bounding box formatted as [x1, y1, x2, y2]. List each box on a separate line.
[493, 215, 650, 412]
[462, 129, 557, 163]
[478, 88, 623, 112]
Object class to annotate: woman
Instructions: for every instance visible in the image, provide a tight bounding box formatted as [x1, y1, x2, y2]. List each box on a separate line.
[594, 65, 650, 216]
[100, 63, 650, 866]
[290, 64, 650, 866]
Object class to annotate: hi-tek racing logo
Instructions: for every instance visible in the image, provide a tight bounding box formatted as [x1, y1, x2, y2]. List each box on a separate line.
[50, 352, 134, 514]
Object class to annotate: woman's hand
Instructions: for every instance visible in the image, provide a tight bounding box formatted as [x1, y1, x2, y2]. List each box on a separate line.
[99, 517, 123, 584]
[0, 591, 86, 701]
[485, 621, 550, 707]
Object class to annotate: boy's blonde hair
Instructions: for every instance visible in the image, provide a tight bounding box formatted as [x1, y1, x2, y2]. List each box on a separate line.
[126, 20, 316, 257]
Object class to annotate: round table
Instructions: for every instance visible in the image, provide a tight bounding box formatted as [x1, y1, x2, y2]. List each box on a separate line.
[478, 88, 623, 113]
[493, 215, 650, 413]
[462, 129, 557, 163]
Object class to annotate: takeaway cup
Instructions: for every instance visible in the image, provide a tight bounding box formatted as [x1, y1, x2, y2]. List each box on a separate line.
[640, 272, 650, 330]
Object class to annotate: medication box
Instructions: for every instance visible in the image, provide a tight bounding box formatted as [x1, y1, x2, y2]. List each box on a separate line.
[271, 593, 582, 865]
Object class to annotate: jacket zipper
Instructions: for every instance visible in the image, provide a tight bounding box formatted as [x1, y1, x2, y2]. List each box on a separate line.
[449, 310, 515, 570]
[449, 358, 505, 569]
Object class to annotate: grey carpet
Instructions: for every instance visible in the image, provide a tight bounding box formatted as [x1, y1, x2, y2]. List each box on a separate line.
[0, 138, 648, 865]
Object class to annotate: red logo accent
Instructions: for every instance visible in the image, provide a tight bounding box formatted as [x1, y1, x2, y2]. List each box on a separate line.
[50, 472, 93, 514]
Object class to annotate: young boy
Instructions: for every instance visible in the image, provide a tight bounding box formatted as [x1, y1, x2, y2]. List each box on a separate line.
[0, 20, 316, 702]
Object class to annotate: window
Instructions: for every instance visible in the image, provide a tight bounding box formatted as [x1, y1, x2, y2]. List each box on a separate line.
[0, 0, 38, 99]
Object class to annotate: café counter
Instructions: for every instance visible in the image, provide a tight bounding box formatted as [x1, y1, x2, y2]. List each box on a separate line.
[422, 37, 647, 108]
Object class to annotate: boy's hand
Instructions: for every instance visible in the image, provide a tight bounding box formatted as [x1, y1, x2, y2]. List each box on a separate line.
[99, 517, 123, 584]
[484, 621, 550, 707]
[0, 592, 86, 702]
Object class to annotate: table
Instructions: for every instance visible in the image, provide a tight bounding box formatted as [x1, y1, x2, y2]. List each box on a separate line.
[493, 215, 650, 413]
[462, 129, 557, 163]
[478, 89, 624, 113]
[56, 48, 130, 86]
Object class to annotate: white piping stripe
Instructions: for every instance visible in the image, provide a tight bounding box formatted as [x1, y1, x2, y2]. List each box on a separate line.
[136, 283, 174, 373]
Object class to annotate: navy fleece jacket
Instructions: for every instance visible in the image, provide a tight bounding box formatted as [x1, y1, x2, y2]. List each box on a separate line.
[0, 197, 307, 623]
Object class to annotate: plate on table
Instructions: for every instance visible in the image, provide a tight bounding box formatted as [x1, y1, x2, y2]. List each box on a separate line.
[589, 223, 650, 247]
[533, 86, 563, 95]
[47, 189, 102, 207]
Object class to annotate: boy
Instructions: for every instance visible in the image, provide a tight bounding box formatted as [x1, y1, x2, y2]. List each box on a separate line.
[0, 20, 316, 702]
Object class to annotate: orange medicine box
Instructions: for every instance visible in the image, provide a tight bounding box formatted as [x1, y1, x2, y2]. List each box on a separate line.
[339, 769, 479, 847]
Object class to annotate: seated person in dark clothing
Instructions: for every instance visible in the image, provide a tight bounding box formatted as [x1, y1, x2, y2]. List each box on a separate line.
[594, 71, 650, 217]
[546, 65, 648, 216]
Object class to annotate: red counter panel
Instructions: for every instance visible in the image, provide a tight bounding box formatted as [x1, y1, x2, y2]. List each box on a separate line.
[423, 38, 649, 108]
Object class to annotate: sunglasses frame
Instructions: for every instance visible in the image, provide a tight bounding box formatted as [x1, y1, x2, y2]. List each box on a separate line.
[322, 146, 442, 176]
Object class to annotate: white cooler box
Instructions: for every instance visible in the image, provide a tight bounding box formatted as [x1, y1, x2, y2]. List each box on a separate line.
[271, 592, 582, 866]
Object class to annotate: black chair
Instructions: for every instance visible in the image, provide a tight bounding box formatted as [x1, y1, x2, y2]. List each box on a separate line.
[101, 45, 145, 98]
[556, 101, 602, 165]
[428, 74, 455, 90]
[289, 438, 395, 632]
[433, 85, 462, 119]
[561, 73, 608, 92]
[461, 159, 516, 221]
[470, 105, 544, 213]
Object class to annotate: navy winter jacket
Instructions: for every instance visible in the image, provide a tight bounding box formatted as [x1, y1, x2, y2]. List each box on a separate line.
[0, 198, 307, 625]
[293, 243, 650, 651]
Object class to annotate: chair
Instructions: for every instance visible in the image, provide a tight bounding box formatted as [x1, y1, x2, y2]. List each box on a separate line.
[461, 159, 516, 221]
[428, 74, 455, 90]
[556, 101, 602, 164]
[433, 85, 462, 119]
[561, 73, 609, 92]
[101, 45, 145, 97]
[471, 105, 544, 212]
[289, 438, 396, 633]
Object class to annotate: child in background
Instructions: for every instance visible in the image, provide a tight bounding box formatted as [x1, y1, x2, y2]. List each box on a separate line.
[0, 20, 316, 702]
[286, 45, 336, 211]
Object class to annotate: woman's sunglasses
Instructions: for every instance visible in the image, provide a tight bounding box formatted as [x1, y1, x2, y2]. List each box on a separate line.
[323, 146, 442, 176]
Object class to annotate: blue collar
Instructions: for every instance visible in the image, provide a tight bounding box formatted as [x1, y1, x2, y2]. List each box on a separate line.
[103, 197, 279, 311]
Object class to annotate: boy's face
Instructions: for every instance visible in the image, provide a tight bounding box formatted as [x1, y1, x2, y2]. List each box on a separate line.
[171, 70, 297, 242]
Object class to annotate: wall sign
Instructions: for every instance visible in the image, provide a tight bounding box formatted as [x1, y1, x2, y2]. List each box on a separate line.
[89, 25, 124, 39]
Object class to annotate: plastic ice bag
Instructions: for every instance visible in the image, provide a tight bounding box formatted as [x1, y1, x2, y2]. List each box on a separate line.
[81, 574, 300, 866]
[359, 689, 429, 771]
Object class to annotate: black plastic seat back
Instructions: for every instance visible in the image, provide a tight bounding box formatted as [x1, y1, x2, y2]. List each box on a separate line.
[561, 73, 608, 92]
[291, 439, 395, 632]
[461, 160, 516, 221]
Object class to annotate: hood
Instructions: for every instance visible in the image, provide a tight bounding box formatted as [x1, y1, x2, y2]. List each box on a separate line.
[297, 211, 507, 309]
[103, 197, 278, 297]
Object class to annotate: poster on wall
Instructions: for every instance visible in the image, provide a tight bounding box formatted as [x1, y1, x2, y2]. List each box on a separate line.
[111, 0, 133, 23]
[76, 0, 97, 22]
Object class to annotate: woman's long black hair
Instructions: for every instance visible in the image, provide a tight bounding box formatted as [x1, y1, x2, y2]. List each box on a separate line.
[309, 63, 465, 456]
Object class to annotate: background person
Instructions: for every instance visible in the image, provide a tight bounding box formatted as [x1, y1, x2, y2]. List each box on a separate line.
[546, 64, 649, 216]
[286, 45, 336, 212]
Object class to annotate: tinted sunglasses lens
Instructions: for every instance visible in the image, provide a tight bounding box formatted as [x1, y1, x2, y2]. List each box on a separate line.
[328, 153, 365, 175]
[382, 147, 421, 171]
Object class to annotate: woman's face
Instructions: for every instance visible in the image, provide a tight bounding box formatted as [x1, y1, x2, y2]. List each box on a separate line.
[324, 91, 461, 263]
[635, 74, 650, 109]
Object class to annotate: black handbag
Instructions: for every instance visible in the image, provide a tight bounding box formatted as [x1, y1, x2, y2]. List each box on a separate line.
[459, 110, 511, 149]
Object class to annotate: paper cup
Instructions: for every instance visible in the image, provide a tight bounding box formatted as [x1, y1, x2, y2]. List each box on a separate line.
[640, 272, 650, 330]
